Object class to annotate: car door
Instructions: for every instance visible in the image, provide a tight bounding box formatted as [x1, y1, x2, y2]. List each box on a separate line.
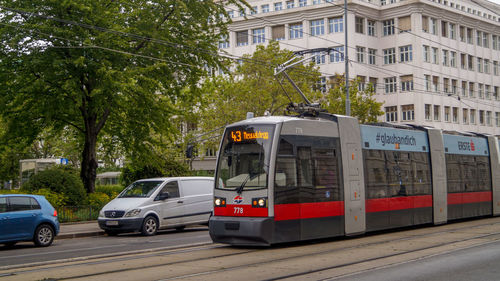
[8, 196, 40, 240]
[0, 197, 10, 241]
[157, 180, 184, 227]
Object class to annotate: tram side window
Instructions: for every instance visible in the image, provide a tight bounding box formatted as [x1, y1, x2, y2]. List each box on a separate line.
[275, 138, 297, 187]
[462, 155, 478, 192]
[476, 156, 491, 192]
[364, 150, 431, 198]
[297, 147, 313, 187]
[446, 154, 462, 193]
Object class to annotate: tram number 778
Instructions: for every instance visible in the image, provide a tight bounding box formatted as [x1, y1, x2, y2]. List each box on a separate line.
[234, 207, 244, 214]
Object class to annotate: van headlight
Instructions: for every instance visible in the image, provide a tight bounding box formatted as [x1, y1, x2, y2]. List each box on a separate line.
[99, 209, 105, 218]
[124, 209, 141, 217]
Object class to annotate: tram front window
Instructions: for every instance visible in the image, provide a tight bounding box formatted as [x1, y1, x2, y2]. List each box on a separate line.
[216, 125, 275, 191]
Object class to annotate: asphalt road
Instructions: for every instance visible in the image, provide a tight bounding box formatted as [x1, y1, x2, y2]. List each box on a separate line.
[0, 226, 211, 268]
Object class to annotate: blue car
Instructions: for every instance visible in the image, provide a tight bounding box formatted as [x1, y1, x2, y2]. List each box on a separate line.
[0, 194, 60, 247]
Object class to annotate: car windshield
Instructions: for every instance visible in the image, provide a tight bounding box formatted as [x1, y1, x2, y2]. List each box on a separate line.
[118, 181, 163, 198]
[216, 124, 275, 191]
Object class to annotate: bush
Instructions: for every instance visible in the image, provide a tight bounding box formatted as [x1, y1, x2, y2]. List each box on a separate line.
[0, 189, 21, 194]
[120, 159, 191, 186]
[32, 188, 68, 209]
[86, 192, 110, 209]
[22, 166, 86, 206]
[96, 185, 124, 199]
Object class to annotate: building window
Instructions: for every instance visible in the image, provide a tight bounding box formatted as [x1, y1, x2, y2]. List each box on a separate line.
[483, 33, 489, 48]
[493, 35, 498, 50]
[486, 111, 492, 126]
[461, 81, 467, 97]
[494, 87, 499, 101]
[494, 61, 499, 76]
[228, 11, 234, 18]
[252, 28, 265, 44]
[496, 112, 500, 127]
[299, 0, 307, 6]
[310, 19, 325, 36]
[312, 52, 325, 64]
[355, 17, 364, 34]
[383, 48, 396, 64]
[289, 23, 303, 39]
[236, 30, 249, 46]
[459, 26, 465, 42]
[433, 105, 440, 121]
[286, 0, 294, 9]
[423, 45, 429, 62]
[425, 104, 431, 120]
[368, 49, 376, 65]
[451, 79, 457, 95]
[357, 46, 365, 63]
[432, 76, 439, 92]
[329, 46, 344, 63]
[272, 25, 285, 41]
[477, 58, 483, 73]
[463, 108, 468, 124]
[400, 75, 413, 92]
[384, 77, 397, 94]
[450, 51, 456, 67]
[449, 23, 456, 39]
[367, 20, 376, 36]
[329, 17, 343, 33]
[274, 2, 283, 11]
[477, 30, 482, 46]
[468, 55, 474, 70]
[469, 82, 474, 97]
[466, 28, 473, 44]
[401, 105, 415, 121]
[444, 106, 450, 122]
[425, 75, 431, 91]
[432, 47, 438, 64]
[385, 106, 398, 122]
[484, 59, 490, 74]
[478, 83, 484, 99]
[218, 35, 229, 49]
[479, 110, 485, 125]
[250, 6, 257, 15]
[441, 21, 448, 37]
[485, 85, 491, 99]
[470, 109, 476, 124]
[398, 16, 411, 33]
[313, 0, 320, 4]
[261, 4, 270, 13]
[399, 45, 412, 62]
[422, 16, 429, 32]
[431, 18, 437, 35]
[442, 50, 449, 66]
[383, 19, 395, 36]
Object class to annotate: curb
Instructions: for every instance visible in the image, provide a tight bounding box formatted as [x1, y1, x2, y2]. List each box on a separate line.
[56, 231, 106, 240]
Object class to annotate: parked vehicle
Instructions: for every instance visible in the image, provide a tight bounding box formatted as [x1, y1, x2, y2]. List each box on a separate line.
[98, 177, 214, 236]
[0, 194, 60, 247]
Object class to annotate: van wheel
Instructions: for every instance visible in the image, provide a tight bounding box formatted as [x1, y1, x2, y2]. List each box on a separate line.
[141, 216, 158, 236]
[34, 224, 55, 247]
[175, 226, 185, 231]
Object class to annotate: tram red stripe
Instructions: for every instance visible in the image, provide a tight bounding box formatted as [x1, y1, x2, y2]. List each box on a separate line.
[447, 191, 492, 205]
[274, 201, 344, 221]
[366, 195, 433, 213]
[213, 204, 268, 217]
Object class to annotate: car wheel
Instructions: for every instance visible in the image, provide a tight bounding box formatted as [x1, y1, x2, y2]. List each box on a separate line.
[34, 224, 55, 247]
[175, 226, 185, 231]
[105, 230, 120, 236]
[3, 241, 16, 248]
[141, 216, 158, 236]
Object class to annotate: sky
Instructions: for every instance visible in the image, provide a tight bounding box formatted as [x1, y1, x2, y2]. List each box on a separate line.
[487, 0, 500, 5]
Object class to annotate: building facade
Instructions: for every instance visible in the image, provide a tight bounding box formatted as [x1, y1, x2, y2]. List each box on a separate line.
[220, 0, 500, 135]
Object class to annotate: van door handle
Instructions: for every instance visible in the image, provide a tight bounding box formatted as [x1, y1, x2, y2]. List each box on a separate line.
[177, 200, 183, 204]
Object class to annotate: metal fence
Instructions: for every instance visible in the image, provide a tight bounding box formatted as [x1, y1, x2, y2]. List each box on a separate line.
[58, 206, 100, 223]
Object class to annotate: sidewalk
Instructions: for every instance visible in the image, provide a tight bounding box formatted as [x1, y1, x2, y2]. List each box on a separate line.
[57, 221, 105, 240]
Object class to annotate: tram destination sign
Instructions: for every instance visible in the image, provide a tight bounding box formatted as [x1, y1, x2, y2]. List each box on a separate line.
[227, 127, 271, 143]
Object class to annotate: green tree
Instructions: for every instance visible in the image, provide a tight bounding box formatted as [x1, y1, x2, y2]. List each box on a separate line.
[0, 0, 244, 193]
[324, 76, 384, 123]
[196, 41, 322, 144]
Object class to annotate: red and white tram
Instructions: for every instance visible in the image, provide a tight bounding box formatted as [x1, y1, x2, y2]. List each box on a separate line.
[209, 114, 500, 245]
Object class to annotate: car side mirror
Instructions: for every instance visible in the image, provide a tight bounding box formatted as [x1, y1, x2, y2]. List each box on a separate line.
[158, 192, 170, 201]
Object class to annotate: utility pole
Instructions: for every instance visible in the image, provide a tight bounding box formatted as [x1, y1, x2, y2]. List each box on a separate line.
[344, 0, 350, 116]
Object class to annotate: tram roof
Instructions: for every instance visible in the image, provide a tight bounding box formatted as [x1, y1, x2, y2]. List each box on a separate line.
[229, 115, 306, 126]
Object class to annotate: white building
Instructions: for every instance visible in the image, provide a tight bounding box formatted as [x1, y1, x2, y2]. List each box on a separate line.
[220, 0, 500, 135]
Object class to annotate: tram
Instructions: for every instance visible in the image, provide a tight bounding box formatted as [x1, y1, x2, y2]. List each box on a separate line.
[209, 113, 500, 246]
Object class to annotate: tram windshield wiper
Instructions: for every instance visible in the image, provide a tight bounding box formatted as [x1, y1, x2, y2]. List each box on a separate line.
[236, 174, 251, 194]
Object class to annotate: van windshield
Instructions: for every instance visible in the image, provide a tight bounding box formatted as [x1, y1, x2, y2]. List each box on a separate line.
[118, 181, 163, 198]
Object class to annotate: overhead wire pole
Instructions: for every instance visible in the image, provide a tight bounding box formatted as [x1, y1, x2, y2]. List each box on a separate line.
[344, 0, 350, 116]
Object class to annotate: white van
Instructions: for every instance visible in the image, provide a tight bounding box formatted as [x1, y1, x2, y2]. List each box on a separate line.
[98, 177, 213, 236]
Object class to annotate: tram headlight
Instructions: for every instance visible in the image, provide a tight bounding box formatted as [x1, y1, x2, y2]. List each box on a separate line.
[252, 197, 267, 208]
[214, 197, 226, 207]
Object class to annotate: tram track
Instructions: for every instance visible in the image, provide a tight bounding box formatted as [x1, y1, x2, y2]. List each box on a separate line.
[3, 217, 500, 281]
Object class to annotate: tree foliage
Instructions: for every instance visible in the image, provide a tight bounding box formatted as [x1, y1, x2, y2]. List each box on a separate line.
[0, 0, 245, 193]
[323, 76, 384, 123]
[195, 41, 322, 147]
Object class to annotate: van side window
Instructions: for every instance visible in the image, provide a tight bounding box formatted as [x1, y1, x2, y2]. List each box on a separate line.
[0, 197, 7, 213]
[160, 181, 180, 198]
